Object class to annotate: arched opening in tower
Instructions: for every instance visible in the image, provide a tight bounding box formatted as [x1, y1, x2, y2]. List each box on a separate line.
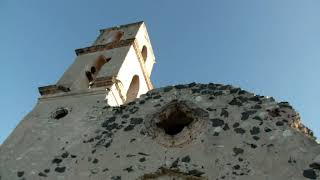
[105, 31, 123, 44]
[141, 46, 148, 62]
[86, 55, 111, 87]
[125, 75, 140, 103]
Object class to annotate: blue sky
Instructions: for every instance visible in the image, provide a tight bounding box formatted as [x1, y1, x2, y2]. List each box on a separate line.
[0, 0, 319, 144]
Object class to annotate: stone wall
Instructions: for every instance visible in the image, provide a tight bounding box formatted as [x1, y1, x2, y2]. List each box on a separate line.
[0, 83, 319, 179]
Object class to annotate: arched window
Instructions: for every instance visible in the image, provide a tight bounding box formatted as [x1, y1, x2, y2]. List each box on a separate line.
[92, 55, 111, 74]
[141, 46, 148, 62]
[126, 75, 140, 103]
[86, 55, 111, 87]
[105, 31, 123, 44]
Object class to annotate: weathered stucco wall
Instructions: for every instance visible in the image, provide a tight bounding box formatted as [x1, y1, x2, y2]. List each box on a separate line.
[1, 83, 319, 180]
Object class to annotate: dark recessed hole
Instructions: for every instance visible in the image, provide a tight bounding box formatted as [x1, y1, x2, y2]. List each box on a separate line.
[156, 106, 194, 135]
[52, 108, 68, 120]
[90, 66, 96, 74]
[85, 71, 93, 82]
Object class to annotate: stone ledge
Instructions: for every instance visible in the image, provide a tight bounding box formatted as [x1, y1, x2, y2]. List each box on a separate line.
[90, 76, 114, 88]
[75, 38, 135, 56]
[38, 85, 70, 96]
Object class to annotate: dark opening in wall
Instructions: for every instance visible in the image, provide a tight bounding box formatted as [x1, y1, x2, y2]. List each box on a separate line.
[149, 100, 209, 147]
[141, 46, 147, 62]
[52, 108, 68, 120]
[156, 107, 194, 135]
[86, 56, 111, 88]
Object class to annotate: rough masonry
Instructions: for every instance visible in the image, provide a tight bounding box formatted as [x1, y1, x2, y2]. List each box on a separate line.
[1, 83, 320, 179]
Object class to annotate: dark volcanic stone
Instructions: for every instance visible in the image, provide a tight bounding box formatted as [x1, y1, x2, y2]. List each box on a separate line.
[278, 102, 292, 109]
[124, 125, 135, 131]
[223, 123, 230, 131]
[220, 109, 229, 118]
[234, 128, 246, 134]
[187, 169, 205, 177]
[276, 121, 284, 126]
[138, 152, 150, 156]
[191, 89, 201, 94]
[153, 95, 162, 99]
[310, 163, 320, 170]
[130, 118, 143, 125]
[206, 107, 214, 111]
[61, 151, 69, 158]
[253, 116, 262, 121]
[241, 110, 256, 120]
[250, 127, 260, 135]
[93, 158, 99, 164]
[303, 169, 317, 179]
[181, 155, 191, 163]
[139, 157, 146, 162]
[55, 166, 66, 173]
[233, 165, 241, 170]
[233, 147, 244, 156]
[122, 114, 129, 119]
[163, 86, 173, 92]
[17, 171, 24, 177]
[229, 98, 243, 106]
[174, 84, 188, 89]
[188, 82, 197, 87]
[129, 106, 139, 113]
[171, 158, 179, 168]
[38, 172, 47, 177]
[252, 136, 260, 141]
[252, 104, 262, 109]
[230, 88, 240, 94]
[139, 100, 145, 104]
[249, 96, 260, 102]
[233, 122, 240, 128]
[105, 123, 119, 130]
[111, 176, 121, 180]
[210, 118, 225, 127]
[268, 108, 281, 117]
[101, 117, 116, 127]
[264, 127, 272, 132]
[250, 143, 257, 149]
[52, 158, 62, 164]
[123, 166, 133, 172]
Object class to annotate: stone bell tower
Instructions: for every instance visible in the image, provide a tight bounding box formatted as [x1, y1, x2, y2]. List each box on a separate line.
[39, 21, 155, 106]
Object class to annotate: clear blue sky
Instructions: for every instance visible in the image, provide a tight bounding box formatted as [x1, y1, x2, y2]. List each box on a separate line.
[0, 0, 319, 144]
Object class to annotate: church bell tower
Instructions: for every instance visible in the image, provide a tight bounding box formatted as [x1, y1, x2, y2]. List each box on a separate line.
[39, 21, 155, 106]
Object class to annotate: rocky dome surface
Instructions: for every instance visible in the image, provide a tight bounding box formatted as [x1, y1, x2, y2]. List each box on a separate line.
[0, 83, 319, 180]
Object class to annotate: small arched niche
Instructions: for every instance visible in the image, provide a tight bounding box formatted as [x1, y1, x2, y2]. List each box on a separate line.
[125, 75, 140, 103]
[86, 55, 111, 87]
[105, 31, 123, 44]
[141, 46, 148, 62]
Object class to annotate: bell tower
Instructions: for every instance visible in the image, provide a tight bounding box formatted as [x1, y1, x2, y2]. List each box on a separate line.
[39, 21, 155, 106]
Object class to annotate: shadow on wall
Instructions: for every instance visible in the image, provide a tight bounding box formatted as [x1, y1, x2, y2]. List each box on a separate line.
[126, 75, 140, 103]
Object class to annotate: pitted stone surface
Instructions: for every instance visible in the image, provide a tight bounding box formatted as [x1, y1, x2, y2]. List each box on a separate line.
[0, 83, 319, 179]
